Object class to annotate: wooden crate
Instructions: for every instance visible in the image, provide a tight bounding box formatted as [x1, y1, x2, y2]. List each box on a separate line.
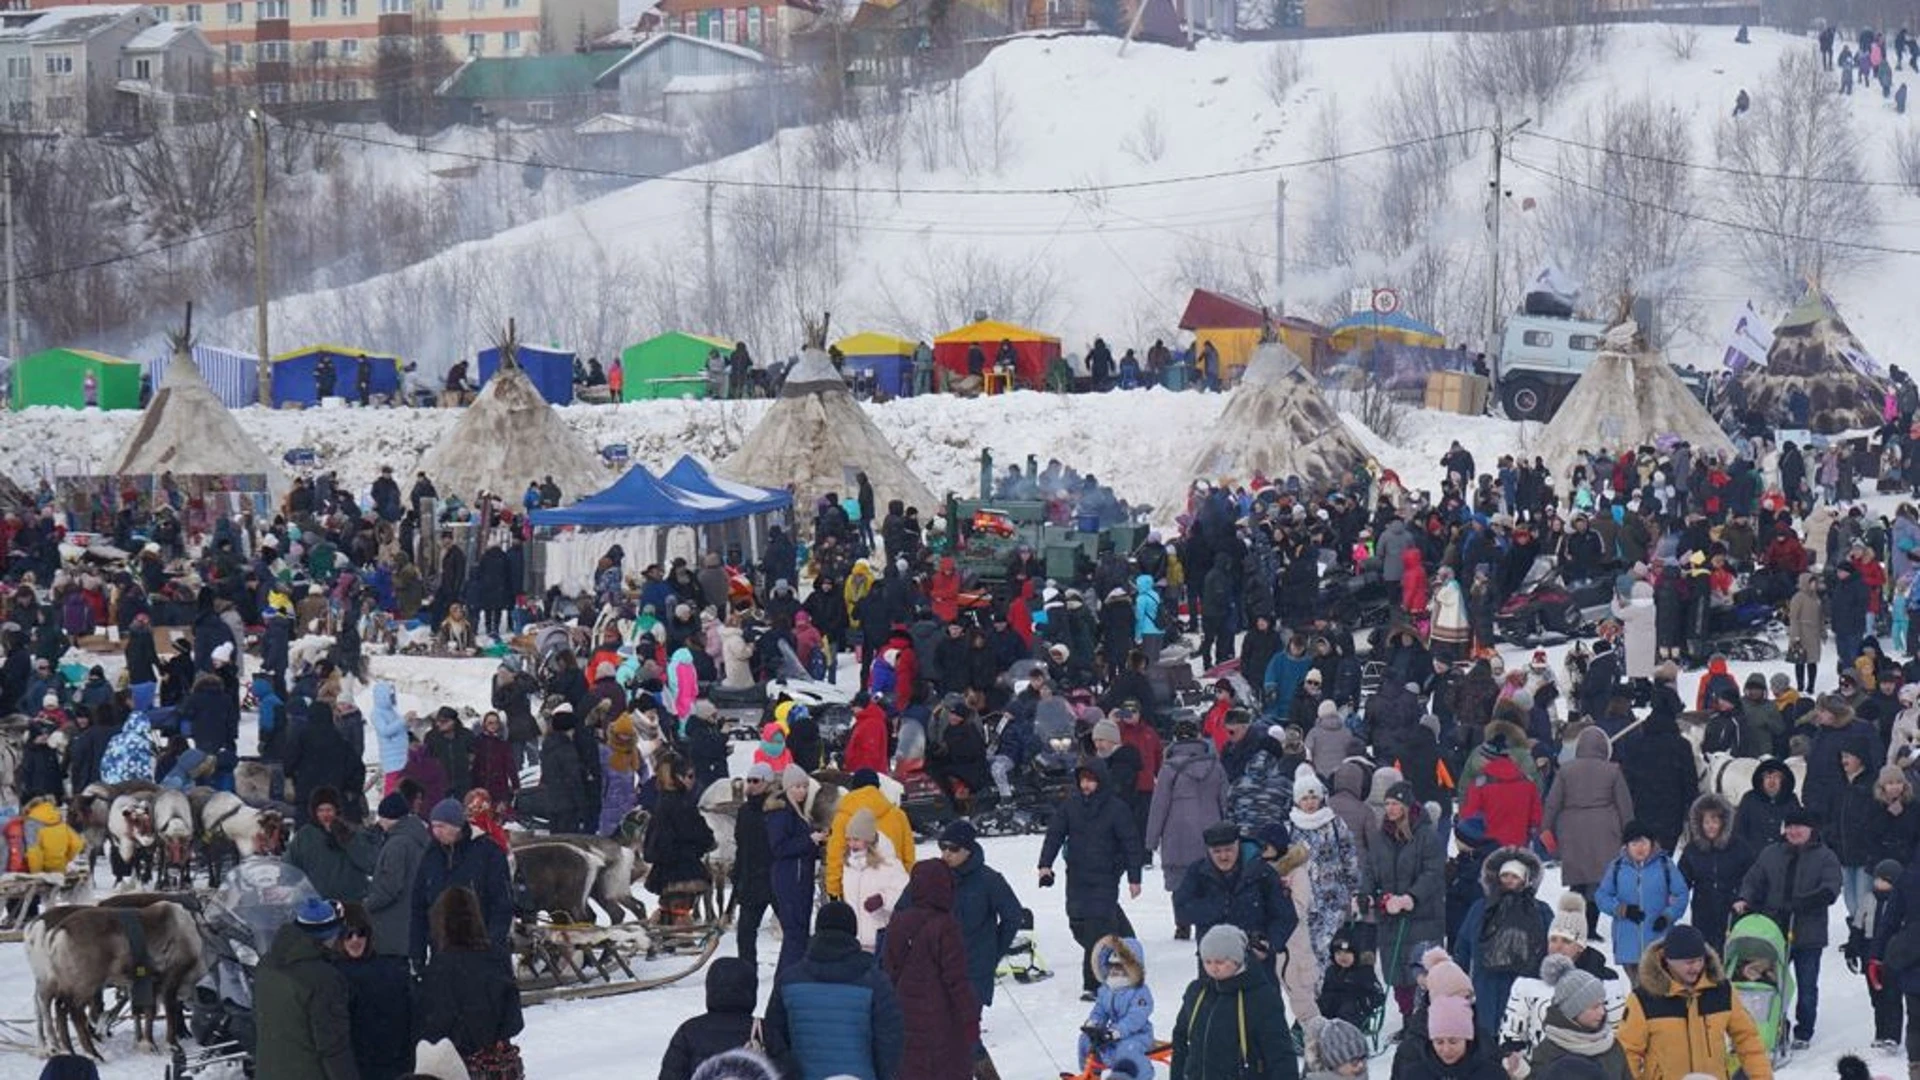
[1424, 371, 1489, 415]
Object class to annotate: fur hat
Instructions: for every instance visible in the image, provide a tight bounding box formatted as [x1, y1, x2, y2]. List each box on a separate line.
[1541, 953, 1606, 1018]
[1421, 946, 1472, 1000]
[1549, 892, 1589, 943]
[1621, 819, 1653, 845]
[1427, 995, 1475, 1041]
[846, 808, 879, 844]
[1199, 924, 1248, 966]
[690, 1050, 781, 1080]
[1310, 1017, 1369, 1071]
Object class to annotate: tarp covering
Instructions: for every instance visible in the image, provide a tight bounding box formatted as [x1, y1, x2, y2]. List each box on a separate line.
[932, 319, 1061, 390]
[1328, 310, 1446, 350]
[621, 331, 729, 400]
[270, 345, 401, 406]
[836, 331, 917, 398]
[478, 344, 574, 405]
[530, 464, 741, 527]
[663, 455, 792, 513]
[150, 345, 260, 409]
[10, 348, 142, 410]
[109, 346, 288, 497]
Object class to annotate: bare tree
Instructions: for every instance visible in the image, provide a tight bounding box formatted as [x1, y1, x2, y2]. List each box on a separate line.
[1449, 26, 1589, 118]
[1663, 23, 1701, 61]
[1891, 126, 1920, 195]
[1261, 42, 1306, 107]
[1120, 106, 1167, 165]
[1531, 94, 1702, 335]
[1714, 49, 1878, 300]
[1373, 52, 1485, 178]
[875, 244, 1060, 340]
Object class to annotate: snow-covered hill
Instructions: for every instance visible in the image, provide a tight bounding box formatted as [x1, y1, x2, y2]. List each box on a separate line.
[205, 24, 1920, 373]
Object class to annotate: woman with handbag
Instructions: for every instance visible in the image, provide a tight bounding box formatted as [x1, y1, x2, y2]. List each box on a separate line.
[418, 886, 525, 1080]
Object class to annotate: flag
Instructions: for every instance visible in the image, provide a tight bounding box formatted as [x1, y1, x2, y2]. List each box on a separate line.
[1719, 300, 1771, 373]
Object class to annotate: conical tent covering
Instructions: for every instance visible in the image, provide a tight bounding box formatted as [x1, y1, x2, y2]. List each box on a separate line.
[107, 347, 288, 497]
[1534, 318, 1736, 478]
[419, 361, 604, 503]
[1177, 340, 1369, 496]
[1731, 286, 1886, 433]
[721, 346, 937, 516]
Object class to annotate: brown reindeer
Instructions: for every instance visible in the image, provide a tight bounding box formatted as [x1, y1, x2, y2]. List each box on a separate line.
[26, 899, 204, 1058]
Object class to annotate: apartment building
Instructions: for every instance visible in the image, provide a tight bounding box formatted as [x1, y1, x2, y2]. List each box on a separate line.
[0, 4, 215, 131]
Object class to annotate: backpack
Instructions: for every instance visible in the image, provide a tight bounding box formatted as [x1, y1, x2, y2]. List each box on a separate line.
[1478, 891, 1547, 975]
[1152, 595, 1176, 634]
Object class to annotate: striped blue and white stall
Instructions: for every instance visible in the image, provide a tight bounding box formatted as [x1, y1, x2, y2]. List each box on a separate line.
[148, 345, 261, 408]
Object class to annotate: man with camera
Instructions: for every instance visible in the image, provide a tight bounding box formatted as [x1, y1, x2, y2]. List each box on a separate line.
[1171, 821, 1297, 986]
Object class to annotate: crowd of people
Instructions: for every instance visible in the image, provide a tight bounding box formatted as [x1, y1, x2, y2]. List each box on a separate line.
[24, 372, 1920, 1080]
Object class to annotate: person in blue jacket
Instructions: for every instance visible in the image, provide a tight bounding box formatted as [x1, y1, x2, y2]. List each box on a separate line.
[368, 682, 407, 795]
[1594, 819, 1690, 970]
[1078, 935, 1155, 1078]
[1263, 634, 1315, 722]
[768, 763, 823, 978]
[765, 900, 904, 1080]
[1453, 846, 1553, 1039]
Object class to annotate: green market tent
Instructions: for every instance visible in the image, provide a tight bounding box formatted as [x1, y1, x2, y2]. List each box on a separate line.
[621, 331, 729, 400]
[10, 347, 142, 410]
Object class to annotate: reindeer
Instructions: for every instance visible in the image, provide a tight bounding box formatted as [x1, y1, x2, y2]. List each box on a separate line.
[510, 807, 651, 924]
[191, 789, 286, 888]
[26, 899, 203, 1058]
[150, 790, 195, 892]
[105, 790, 161, 888]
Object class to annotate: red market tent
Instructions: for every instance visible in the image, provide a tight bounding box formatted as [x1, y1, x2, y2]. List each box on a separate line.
[932, 319, 1060, 390]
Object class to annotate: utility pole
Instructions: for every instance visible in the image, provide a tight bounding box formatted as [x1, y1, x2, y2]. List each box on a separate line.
[1483, 115, 1529, 359]
[4, 155, 17, 364]
[702, 181, 716, 321]
[250, 109, 270, 405]
[1274, 177, 1286, 318]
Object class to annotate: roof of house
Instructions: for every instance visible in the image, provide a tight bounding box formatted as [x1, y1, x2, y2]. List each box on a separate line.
[124, 21, 204, 50]
[573, 111, 686, 136]
[0, 5, 146, 42]
[593, 30, 766, 84]
[438, 50, 628, 100]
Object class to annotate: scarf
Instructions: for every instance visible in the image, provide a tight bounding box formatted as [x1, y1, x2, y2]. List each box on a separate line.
[1290, 805, 1336, 831]
[1542, 1012, 1615, 1058]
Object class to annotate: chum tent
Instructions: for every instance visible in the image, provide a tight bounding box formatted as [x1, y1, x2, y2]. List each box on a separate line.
[479, 343, 574, 405]
[833, 331, 917, 397]
[109, 343, 288, 498]
[932, 319, 1060, 390]
[1532, 318, 1736, 481]
[270, 345, 402, 406]
[1729, 286, 1887, 434]
[621, 331, 730, 400]
[417, 360, 605, 504]
[10, 348, 142, 410]
[722, 345, 937, 517]
[150, 345, 260, 409]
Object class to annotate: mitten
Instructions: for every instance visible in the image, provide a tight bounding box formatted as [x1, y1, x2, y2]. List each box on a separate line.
[1622, 904, 1645, 922]
[1652, 915, 1670, 933]
[864, 894, 884, 913]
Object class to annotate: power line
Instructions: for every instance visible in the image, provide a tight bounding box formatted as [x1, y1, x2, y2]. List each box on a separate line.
[1505, 154, 1920, 258]
[297, 121, 1488, 197]
[4, 220, 254, 286]
[1513, 127, 1917, 190]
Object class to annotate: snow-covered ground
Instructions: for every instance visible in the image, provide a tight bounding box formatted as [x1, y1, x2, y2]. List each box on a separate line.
[194, 24, 1920, 372]
[0, 638, 1894, 1079]
[0, 385, 1527, 528]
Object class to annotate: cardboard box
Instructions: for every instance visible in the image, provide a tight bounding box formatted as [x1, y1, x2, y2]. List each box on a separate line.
[1424, 371, 1489, 415]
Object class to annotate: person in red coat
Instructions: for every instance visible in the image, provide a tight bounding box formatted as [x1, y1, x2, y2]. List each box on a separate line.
[881, 860, 980, 1080]
[1458, 748, 1542, 849]
[1007, 578, 1035, 649]
[469, 712, 518, 809]
[929, 558, 962, 625]
[844, 694, 892, 775]
[887, 631, 919, 708]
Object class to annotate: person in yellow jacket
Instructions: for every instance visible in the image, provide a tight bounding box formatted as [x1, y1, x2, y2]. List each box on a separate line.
[1617, 925, 1772, 1080]
[824, 769, 915, 899]
[23, 797, 84, 873]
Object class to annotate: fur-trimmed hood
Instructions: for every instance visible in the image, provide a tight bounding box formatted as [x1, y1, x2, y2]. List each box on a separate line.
[1089, 934, 1145, 987]
[1482, 718, 1533, 752]
[1635, 937, 1725, 995]
[1685, 793, 1738, 851]
[1478, 844, 1545, 893]
[1273, 841, 1311, 877]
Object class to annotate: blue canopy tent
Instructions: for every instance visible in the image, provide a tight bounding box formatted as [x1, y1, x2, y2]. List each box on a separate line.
[531, 464, 774, 591]
[663, 455, 792, 513]
[270, 345, 402, 406]
[478, 344, 574, 405]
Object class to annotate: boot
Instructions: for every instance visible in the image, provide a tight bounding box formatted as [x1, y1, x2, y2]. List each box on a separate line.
[972, 1046, 1002, 1080]
[1175, 923, 1191, 941]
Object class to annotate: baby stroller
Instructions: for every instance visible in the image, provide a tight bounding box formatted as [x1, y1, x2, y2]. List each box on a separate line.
[167, 856, 319, 1079]
[1722, 913, 1794, 1065]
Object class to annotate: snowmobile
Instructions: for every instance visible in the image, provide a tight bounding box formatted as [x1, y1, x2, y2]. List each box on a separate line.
[1493, 557, 1614, 644]
[971, 710, 1079, 837]
[168, 856, 319, 1079]
[1315, 568, 1394, 632]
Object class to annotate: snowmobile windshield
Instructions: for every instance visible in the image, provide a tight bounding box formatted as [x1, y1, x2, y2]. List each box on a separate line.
[1522, 556, 1558, 590]
[214, 856, 320, 950]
